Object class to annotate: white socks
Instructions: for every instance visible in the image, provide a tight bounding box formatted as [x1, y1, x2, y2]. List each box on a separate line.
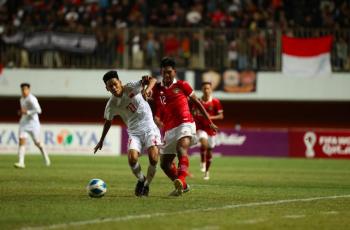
[131, 162, 157, 186]
[131, 162, 144, 181]
[18, 145, 25, 165]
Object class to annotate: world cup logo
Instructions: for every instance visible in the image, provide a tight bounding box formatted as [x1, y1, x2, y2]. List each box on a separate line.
[303, 132, 317, 158]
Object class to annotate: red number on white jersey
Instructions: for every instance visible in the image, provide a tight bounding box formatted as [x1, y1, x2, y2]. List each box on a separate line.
[127, 103, 137, 113]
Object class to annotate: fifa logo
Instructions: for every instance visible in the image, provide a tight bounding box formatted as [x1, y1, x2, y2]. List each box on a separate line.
[303, 132, 317, 158]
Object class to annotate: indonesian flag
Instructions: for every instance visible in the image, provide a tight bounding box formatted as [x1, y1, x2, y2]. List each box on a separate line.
[282, 35, 333, 77]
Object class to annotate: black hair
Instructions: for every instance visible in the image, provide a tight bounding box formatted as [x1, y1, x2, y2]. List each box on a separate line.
[201, 81, 212, 86]
[160, 57, 176, 69]
[20, 83, 30, 88]
[103, 70, 119, 84]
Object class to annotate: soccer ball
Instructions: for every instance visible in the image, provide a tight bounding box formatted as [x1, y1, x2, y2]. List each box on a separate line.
[87, 178, 107, 198]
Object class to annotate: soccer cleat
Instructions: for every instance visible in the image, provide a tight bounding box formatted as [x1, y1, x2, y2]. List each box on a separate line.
[183, 184, 190, 193]
[174, 179, 184, 195]
[45, 159, 51, 167]
[141, 185, 149, 196]
[14, 163, 25, 169]
[134, 178, 145, 197]
[169, 179, 184, 196]
[168, 189, 181, 196]
[204, 171, 210, 180]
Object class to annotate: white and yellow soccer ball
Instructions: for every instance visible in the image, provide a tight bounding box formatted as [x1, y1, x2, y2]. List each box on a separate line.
[87, 178, 107, 198]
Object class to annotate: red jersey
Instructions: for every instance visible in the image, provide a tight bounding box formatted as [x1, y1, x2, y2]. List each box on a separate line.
[153, 79, 194, 132]
[192, 97, 223, 136]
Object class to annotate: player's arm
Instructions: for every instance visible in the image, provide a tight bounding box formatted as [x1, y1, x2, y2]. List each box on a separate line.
[94, 119, 112, 154]
[211, 99, 224, 120]
[24, 97, 42, 115]
[189, 94, 218, 131]
[210, 111, 224, 120]
[141, 76, 157, 100]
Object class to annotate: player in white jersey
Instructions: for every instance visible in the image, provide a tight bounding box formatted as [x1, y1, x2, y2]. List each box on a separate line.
[14, 83, 51, 169]
[94, 70, 161, 197]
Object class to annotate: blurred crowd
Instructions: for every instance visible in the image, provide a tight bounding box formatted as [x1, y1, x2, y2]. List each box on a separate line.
[1, 0, 349, 30]
[0, 0, 349, 70]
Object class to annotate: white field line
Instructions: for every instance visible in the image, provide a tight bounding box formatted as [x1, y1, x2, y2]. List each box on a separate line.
[321, 211, 339, 215]
[238, 218, 266, 224]
[191, 225, 219, 230]
[21, 194, 350, 230]
[283, 214, 306, 219]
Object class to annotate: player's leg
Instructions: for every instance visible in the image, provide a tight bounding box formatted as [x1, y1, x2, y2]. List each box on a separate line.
[31, 127, 50, 166]
[199, 145, 206, 172]
[197, 130, 208, 172]
[128, 149, 145, 196]
[128, 149, 144, 180]
[160, 128, 178, 181]
[142, 129, 161, 196]
[204, 135, 216, 180]
[14, 133, 26, 168]
[161, 154, 183, 196]
[127, 135, 145, 196]
[145, 146, 158, 186]
[160, 154, 177, 181]
[141, 146, 158, 196]
[172, 122, 196, 194]
[174, 136, 191, 194]
[15, 126, 28, 168]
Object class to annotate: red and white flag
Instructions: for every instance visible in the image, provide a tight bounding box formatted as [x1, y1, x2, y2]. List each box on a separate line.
[282, 35, 333, 77]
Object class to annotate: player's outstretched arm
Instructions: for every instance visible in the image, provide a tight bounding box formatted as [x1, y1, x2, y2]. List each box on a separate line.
[94, 120, 112, 154]
[190, 94, 218, 131]
[141, 76, 157, 100]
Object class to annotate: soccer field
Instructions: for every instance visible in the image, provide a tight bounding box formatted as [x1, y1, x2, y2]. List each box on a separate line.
[1, 155, 350, 230]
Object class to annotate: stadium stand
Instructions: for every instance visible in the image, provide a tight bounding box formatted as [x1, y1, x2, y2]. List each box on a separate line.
[0, 0, 349, 70]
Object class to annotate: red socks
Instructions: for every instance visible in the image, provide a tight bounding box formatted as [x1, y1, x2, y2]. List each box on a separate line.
[177, 155, 189, 184]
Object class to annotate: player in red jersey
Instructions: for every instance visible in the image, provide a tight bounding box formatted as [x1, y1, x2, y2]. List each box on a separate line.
[143, 57, 217, 196]
[191, 82, 224, 180]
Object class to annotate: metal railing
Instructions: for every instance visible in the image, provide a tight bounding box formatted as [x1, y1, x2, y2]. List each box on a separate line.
[0, 28, 349, 71]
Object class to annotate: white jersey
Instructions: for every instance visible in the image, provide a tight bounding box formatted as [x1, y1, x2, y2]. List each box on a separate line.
[19, 94, 42, 128]
[104, 81, 158, 135]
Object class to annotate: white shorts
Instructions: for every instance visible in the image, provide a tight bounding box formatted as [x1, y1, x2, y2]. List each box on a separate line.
[197, 129, 216, 148]
[19, 123, 41, 143]
[161, 122, 197, 155]
[128, 127, 161, 154]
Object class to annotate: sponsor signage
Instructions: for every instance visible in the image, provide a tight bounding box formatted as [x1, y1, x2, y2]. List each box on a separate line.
[121, 128, 289, 157]
[190, 128, 289, 157]
[0, 123, 121, 155]
[289, 130, 350, 159]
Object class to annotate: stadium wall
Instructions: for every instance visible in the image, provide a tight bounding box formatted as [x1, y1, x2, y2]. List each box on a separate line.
[0, 69, 349, 129]
[0, 69, 350, 101]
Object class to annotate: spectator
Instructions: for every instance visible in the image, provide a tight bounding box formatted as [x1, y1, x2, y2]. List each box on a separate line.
[164, 33, 179, 57]
[145, 32, 159, 68]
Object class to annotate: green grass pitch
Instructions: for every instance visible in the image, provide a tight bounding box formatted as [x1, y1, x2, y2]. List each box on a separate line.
[1, 154, 350, 230]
